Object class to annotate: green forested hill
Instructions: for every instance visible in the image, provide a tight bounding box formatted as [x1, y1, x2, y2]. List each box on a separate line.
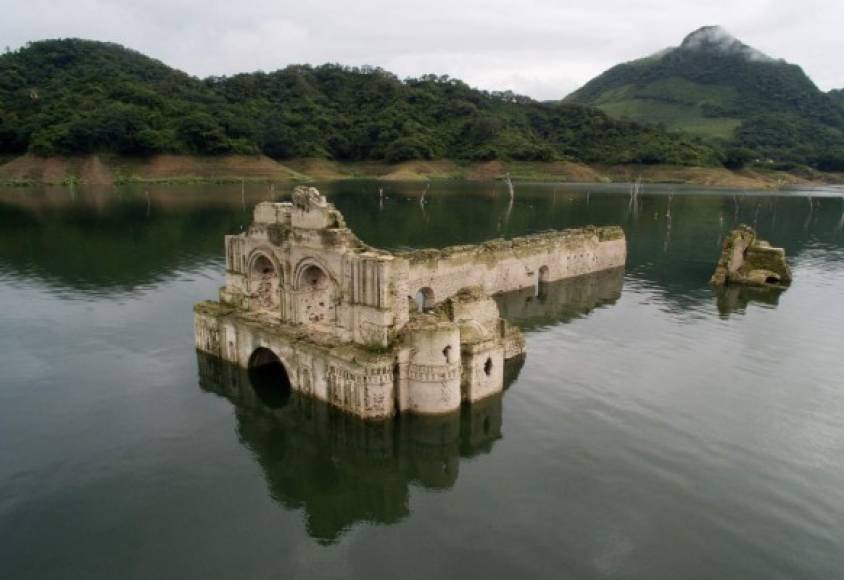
[565, 26, 844, 170]
[0, 38, 718, 166]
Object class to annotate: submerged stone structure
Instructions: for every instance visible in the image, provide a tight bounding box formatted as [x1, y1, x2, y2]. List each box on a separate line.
[710, 225, 792, 288]
[194, 186, 627, 420]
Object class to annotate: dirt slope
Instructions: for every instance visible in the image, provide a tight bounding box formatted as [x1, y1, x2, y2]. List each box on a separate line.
[0, 154, 304, 184]
[0, 154, 835, 188]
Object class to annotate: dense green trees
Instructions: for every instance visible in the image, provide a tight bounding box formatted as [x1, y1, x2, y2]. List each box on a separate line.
[4, 37, 840, 171]
[722, 147, 758, 170]
[0, 39, 249, 156]
[0, 39, 718, 166]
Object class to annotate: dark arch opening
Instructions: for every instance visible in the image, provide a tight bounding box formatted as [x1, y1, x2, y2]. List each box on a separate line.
[250, 254, 279, 311]
[247, 348, 291, 408]
[765, 276, 780, 285]
[415, 287, 435, 311]
[251, 254, 275, 278]
[299, 264, 329, 290]
[484, 357, 493, 377]
[538, 265, 550, 282]
[535, 265, 550, 297]
[296, 263, 335, 325]
[393, 363, 401, 414]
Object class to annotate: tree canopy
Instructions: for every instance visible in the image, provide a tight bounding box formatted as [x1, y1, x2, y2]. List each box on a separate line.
[0, 38, 719, 167]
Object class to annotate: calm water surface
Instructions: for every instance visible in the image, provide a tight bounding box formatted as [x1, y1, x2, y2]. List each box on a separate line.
[1, 181, 843, 579]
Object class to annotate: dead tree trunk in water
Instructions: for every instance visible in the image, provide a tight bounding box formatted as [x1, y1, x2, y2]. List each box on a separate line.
[663, 193, 673, 253]
[839, 197, 844, 231]
[419, 182, 430, 221]
[505, 173, 515, 201]
[804, 196, 814, 233]
[628, 177, 642, 218]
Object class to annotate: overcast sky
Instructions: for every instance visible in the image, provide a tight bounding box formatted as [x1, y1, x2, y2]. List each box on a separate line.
[2, 0, 841, 100]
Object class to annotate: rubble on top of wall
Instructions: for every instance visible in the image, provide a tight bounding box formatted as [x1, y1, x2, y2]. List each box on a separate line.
[397, 225, 625, 265]
[403, 285, 518, 349]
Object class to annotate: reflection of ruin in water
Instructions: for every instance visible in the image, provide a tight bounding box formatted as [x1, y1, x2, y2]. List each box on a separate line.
[715, 285, 782, 318]
[494, 267, 625, 331]
[196, 352, 524, 544]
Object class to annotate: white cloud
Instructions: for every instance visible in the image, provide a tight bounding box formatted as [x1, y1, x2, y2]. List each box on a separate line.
[1, 0, 841, 99]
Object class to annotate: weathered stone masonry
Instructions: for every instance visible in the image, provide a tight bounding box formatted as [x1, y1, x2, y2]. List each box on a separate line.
[194, 186, 627, 420]
[710, 224, 791, 288]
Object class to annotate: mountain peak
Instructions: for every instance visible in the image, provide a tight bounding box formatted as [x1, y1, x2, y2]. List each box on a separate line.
[679, 26, 772, 62]
[681, 26, 738, 49]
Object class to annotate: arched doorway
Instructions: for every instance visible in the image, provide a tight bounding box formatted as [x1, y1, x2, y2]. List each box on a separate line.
[296, 263, 334, 325]
[535, 265, 550, 297]
[249, 253, 280, 312]
[538, 265, 550, 283]
[414, 287, 435, 311]
[247, 347, 291, 408]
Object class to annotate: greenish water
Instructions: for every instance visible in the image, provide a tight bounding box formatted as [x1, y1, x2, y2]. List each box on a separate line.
[1, 181, 843, 579]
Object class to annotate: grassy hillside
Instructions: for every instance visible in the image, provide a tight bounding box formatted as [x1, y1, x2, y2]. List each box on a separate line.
[0, 39, 718, 168]
[566, 26, 844, 169]
[583, 77, 742, 139]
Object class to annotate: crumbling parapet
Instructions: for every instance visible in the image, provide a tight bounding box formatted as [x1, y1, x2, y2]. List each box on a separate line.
[710, 225, 792, 288]
[399, 225, 626, 302]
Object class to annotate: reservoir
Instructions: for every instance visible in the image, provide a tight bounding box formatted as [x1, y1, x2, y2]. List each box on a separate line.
[1, 181, 842, 579]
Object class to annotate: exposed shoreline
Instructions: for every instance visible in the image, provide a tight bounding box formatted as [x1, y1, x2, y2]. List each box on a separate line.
[1, 153, 841, 189]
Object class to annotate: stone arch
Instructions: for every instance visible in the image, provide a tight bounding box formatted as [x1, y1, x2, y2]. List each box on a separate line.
[293, 257, 336, 290]
[247, 347, 292, 408]
[248, 250, 281, 312]
[297, 264, 330, 290]
[538, 265, 550, 283]
[414, 286, 435, 311]
[293, 258, 337, 325]
[248, 346, 282, 369]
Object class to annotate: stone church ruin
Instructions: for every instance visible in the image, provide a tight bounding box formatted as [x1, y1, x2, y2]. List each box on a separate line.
[194, 186, 627, 420]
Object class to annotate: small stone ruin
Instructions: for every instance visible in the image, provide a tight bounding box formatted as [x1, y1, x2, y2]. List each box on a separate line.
[710, 224, 792, 288]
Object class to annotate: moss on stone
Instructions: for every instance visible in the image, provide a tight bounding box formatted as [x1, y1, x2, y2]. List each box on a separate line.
[711, 224, 791, 288]
[194, 301, 235, 316]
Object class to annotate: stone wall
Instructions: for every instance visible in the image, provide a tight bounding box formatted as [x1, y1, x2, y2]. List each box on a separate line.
[399, 315, 463, 415]
[400, 226, 626, 306]
[220, 198, 403, 348]
[195, 302, 396, 419]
